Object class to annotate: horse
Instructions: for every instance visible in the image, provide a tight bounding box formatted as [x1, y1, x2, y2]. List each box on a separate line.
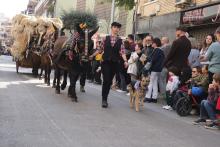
[16, 33, 44, 76]
[39, 24, 59, 86]
[51, 27, 98, 102]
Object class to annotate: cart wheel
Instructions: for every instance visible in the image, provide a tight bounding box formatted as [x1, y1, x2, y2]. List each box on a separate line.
[176, 97, 192, 116]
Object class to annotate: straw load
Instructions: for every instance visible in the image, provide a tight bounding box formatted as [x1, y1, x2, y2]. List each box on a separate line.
[10, 14, 63, 61]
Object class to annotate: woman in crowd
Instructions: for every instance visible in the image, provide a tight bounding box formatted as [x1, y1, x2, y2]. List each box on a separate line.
[188, 37, 201, 68]
[200, 34, 215, 66]
[200, 27, 220, 83]
[144, 38, 165, 103]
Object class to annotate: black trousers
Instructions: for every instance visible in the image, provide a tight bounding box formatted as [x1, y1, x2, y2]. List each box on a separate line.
[101, 61, 119, 101]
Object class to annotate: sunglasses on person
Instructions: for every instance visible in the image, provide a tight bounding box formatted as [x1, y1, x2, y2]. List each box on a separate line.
[192, 70, 197, 73]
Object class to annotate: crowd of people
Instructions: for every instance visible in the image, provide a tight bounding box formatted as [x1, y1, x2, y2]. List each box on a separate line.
[86, 22, 220, 130]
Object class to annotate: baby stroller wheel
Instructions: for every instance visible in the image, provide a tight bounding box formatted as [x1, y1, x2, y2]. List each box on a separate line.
[176, 97, 192, 116]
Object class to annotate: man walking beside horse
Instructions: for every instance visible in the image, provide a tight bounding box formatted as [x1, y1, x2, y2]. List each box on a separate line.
[90, 22, 129, 108]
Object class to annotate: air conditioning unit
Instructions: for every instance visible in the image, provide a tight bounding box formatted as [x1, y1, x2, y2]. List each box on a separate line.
[175, 0, 191, 8]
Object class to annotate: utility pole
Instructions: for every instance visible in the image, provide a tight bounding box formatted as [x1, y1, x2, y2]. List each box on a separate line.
[109, 0, 115, 34]
[133, 0, 139, 41]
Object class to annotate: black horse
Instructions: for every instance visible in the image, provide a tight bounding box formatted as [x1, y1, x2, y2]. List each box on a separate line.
[52, 27, 98, 102]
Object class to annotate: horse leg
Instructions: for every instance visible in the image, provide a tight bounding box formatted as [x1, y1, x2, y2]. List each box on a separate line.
[16, 61, 19, 74]
[69, 70, 79, 102]
[47, 65, 51, 86]
[79, 62, 87, 93]
[39, 67, 43, 80]
[44, 66, 48, 84]
[32, 66, 39, 77]
[52, 69, 56, 88]
[61, 70, 67, 90]
[55, 67, 61, 94]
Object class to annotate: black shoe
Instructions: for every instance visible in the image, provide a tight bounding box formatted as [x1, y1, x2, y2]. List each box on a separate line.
[193, 118, 206, 125]
[152, 99, 157, 103]
[144, 98, 152, 103]
[102, 101, 108, 108]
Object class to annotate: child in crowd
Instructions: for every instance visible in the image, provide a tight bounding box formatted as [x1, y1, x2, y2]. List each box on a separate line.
[193, 73, 220, 130]
[127, 42, 143, 81]
[163, 67, 180, 110]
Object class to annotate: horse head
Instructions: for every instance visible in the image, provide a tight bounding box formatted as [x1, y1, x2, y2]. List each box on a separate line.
[76, 27, 99, 55]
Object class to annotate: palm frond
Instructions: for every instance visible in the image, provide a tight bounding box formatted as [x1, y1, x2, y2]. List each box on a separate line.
[61, 10, 98, 30]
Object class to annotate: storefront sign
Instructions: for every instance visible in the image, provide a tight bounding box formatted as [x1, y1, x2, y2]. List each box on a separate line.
[181, 4, 220, 25]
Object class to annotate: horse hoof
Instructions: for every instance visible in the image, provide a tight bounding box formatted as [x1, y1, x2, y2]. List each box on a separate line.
[71, 97, 78, 102]
[52, 84, 56, 88]
[61, 85, 66, 90]
[55, 89, 60, 94]
[47, 83, 50, 86]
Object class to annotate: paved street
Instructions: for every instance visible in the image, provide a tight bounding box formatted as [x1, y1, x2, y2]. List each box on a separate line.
[0, 55, 219, 147]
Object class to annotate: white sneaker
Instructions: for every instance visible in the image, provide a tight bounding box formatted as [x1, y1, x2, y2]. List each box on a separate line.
[126, 93, 130, 96]
[116, 89, 126, 93]
[162, 105, 169, 109]
[163, 105, 172, 110]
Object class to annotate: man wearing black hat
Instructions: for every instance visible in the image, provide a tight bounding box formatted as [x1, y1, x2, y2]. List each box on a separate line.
[90, 22, 128, 108]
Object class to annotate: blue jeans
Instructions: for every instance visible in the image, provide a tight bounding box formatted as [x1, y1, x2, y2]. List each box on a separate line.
[200, 100, 216, 120]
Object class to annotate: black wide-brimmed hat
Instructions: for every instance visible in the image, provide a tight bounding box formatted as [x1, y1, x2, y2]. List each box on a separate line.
[111, 22, 122, 28]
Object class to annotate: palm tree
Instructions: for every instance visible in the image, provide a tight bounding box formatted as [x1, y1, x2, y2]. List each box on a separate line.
[115, 0, 135, 10]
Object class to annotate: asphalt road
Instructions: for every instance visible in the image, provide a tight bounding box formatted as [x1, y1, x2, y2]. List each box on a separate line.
[0, 55, 219, 147]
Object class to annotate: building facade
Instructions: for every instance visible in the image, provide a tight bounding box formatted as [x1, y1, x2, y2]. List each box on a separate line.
[33, 0, 134, 36]
[26, 0, 39, 15]
[0, 13, 12, 53]
[136, 0, 220, 42]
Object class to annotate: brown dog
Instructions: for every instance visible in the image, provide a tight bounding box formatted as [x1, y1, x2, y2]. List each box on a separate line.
[128, 76, 150, 112]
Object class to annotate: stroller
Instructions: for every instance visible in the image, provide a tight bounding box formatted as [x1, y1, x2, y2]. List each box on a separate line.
[174, 83, 207, 116]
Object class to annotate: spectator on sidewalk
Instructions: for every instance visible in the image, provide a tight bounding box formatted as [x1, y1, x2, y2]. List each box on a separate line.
[200, 34, 215, 56]
[142, 35, 154, 58]
[118, 40, 132, 93]
[188, 37, 201, 68]
[144, 38, 165, 103]
[164, 27, 191, 76]
[200, 34, 215, 66]
[127, 42, 143, 81]
[127, 34, 136, 51]
[193, 73, 220, 130]
[200, 27, 220, 84]
[159, 36, 171, 99]
[163, 66, 180, 110]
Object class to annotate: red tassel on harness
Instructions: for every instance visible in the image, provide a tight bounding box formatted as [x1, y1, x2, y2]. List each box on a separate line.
[68, 50, 74, 60]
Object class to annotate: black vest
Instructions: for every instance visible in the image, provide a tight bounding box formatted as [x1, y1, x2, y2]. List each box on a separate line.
[103, 36, 122, 62]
